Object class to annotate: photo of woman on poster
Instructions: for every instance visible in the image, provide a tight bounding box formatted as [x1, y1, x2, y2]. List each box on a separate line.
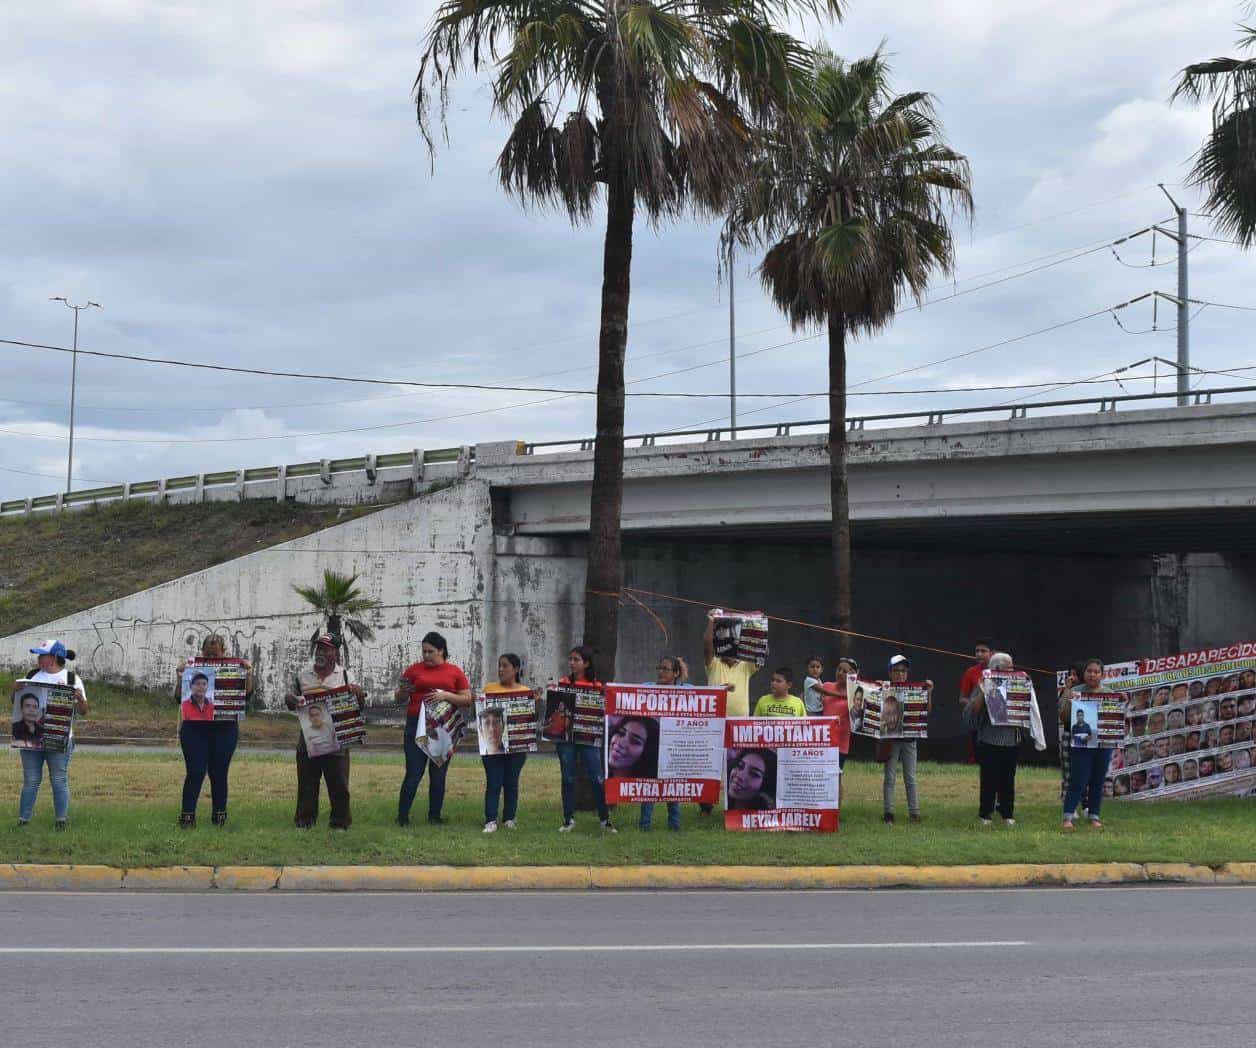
[606, 716, 660, 778]
[726, 748, 776, 811]
[11, 691, 45, 747]
[542, 691, 574, 741]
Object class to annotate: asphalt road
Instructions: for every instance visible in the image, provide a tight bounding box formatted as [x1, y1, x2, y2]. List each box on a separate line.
[4, 886, 1251, 1047]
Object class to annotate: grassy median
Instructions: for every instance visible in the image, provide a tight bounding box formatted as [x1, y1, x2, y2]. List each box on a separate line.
[0, 749, 1252, 868]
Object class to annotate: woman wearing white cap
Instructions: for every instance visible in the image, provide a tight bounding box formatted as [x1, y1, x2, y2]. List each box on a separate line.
[11, 640, 89, 829]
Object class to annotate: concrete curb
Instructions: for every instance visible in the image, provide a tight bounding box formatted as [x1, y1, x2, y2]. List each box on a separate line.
[0, 861, 1253, 891]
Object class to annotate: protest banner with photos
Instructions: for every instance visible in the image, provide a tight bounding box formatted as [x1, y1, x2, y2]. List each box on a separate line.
[11, 680, 77, 752]
[297, 685, 365, 757]
[188, 656, 247, 720]
[475, 692, 538, 756]
[1069, 642, 1256, 802]
[417, 697, 467, 766]
[983, 670, 1034, 729]
[723, 717, 841, 832]
[542, 684, 605, 747]
[603, 683, 727, 805]
[849, 677, 929, 739]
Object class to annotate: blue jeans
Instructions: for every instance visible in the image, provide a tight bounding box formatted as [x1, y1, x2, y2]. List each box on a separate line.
[483, 753, 527, 823]
[555, 742, 609, 822]
[639, 802, 681, 830]
[399, 714, 448, 822]
[1063, 747, 1114, 819]
[20, 749, 72, 821]
[179, 720, 239, 816]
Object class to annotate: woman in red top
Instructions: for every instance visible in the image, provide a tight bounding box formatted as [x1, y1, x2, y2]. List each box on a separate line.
[556, 645, 616, 834]
[395, 631, 472, 826]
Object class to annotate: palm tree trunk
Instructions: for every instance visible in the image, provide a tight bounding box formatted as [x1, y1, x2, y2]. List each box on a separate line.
[827, 307, 853, 658]
[582, 176, 635, 676]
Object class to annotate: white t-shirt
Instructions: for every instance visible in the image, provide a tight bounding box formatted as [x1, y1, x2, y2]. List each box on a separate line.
[25, 668, 87, 748]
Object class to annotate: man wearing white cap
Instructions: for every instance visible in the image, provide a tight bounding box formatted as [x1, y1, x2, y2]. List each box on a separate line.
[11, 640, 89, 829]
[881, 654, 932, 825]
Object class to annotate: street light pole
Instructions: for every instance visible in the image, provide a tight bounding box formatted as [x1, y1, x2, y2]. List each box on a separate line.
[49, 297, 102, 492]
[728, 242, 737, 438]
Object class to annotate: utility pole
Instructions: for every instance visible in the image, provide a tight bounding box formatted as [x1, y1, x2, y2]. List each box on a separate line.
[728, 242, 737, 438]
[1157, 184, 1189, 405]
[49, 297, 102, 491]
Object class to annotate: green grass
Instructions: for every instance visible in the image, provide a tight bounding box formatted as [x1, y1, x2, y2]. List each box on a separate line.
[1, 751, 1252, 868]
[0, 498, 378, 637]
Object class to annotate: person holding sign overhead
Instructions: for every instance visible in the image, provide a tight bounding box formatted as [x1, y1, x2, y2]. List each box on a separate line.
[555, 645, 616, 835]
[395, 631, 472, 827]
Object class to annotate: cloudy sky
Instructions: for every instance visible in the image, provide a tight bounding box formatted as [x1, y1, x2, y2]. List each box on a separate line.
[1, 0, 1253, 500]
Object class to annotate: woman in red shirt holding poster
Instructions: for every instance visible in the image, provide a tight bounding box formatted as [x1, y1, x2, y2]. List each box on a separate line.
[555, 646, 616, 834]
[395, 631, 472, 826]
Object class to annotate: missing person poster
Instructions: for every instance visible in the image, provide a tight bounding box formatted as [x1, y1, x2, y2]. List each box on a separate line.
[1087, 643, 1256, 802]
[849, 677, 929, 739]
[542, 684, 605, 747]
[297, 686, 365, 757]
[189, 656, 247, 720]
[180, 666, 216, 723]
[983, 670, 1034, 729]
[1068, 695, 1126, 749]
[417, 697, 466, 766]
[723, 717, 840, 832]
[475, 693, 539, 756]
[11, 680, 76, 752]
[603, 683, 727, 805]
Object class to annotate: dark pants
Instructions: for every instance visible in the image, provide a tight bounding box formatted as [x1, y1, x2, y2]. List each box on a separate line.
[483, 753, 527, 823]
[556, 742, 609, 822]
[179, 720, 239, 816]
[399, 714, 448, 822]
[295, 746, 352, 829]
[1064, 747, 1114, 820]
[975, 741, 1018, 819]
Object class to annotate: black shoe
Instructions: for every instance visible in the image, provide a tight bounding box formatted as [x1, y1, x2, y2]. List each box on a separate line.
[294, 820, 314, 830]
[179, 813, 196, 829]
[396, 815, 411, 827]
[427, 814, 447, 825]
[54, 819, 68, 832]
[211, 811, 227, 827]
[883, 812, 895, 825]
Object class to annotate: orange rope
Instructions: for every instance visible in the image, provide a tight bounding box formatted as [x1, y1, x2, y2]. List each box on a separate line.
[589, 585, 1054, 677]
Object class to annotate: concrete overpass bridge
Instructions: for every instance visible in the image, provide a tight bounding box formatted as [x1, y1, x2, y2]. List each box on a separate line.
[4, 387, 1255, 741]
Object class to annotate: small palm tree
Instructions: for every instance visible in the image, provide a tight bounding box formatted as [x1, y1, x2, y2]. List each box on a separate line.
[414, 0, 834, 673]
[1172, 19, 1256, 246]
[727, 48, 971, 653]
[292, 570, 380, 666]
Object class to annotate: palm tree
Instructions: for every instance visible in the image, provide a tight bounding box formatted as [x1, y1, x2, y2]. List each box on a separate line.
[1172, 20, 1256, 246]
[292, 570, 380, 667]
[414, 0, 834, 674]
[726, 48, 971, 654]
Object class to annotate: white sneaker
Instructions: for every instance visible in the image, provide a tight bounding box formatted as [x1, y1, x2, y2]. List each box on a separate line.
[980, 817, 993, 826]
[601, 819, 618, 835]
[483, 820, 498, 834]
[503, 819, 517, 830]
[558, 819, 576, 833]
[1003, 818, 1016, 827]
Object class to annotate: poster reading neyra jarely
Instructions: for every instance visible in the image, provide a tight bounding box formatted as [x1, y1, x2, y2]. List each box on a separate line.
[723, 718, 841, 832]
[603, 683, 727, 805]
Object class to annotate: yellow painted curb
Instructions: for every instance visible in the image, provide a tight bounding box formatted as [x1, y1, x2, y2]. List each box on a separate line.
[1217, 862, 1256, 883]
[0, 864, 123, 890]
[1056, 862, 1147, 884]
[123, 866, 216, 890]
[214, 866, 282, 891]
[276, 865, 593, 891]
[1142, 863, 1217, 884]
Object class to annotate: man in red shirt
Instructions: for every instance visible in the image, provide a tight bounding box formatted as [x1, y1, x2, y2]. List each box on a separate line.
[959, 641, 994, 764]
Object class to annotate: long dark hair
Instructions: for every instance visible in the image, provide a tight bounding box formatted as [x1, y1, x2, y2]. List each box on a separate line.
[498, 652, 522, 678]
[726, 747, 776, 810]
[422, 631, 449, 658]
[569, 644, 597, 683]
[608, 716, 660, 776]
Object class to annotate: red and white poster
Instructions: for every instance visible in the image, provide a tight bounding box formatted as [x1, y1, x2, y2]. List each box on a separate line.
[603, 684, 727, 805]
[723, 717, 841, 832]
[188, 656, 248, 720]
